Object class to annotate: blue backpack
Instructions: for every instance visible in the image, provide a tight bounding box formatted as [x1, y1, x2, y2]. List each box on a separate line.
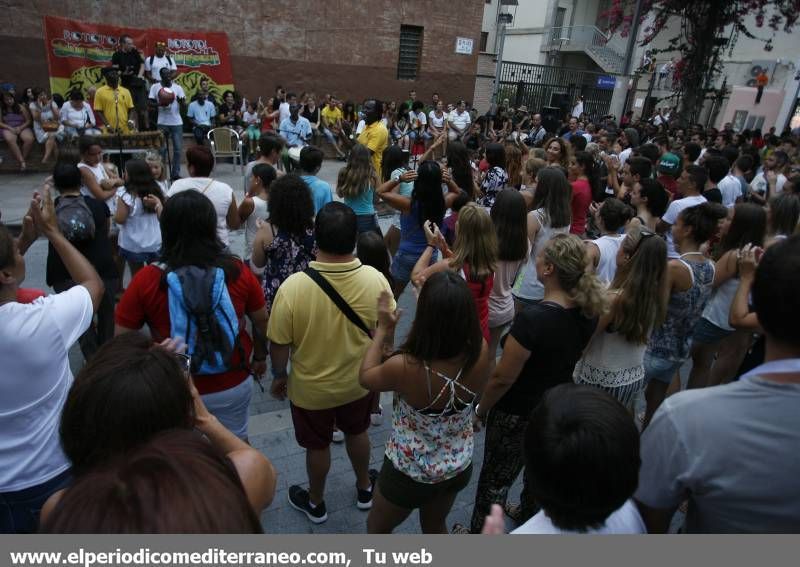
[164, 265, 244, 375]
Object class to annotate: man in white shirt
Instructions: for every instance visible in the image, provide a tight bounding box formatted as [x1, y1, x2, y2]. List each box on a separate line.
[447, 100, 471, 141]
[144, 41, 178, 84]
[571, 95, 584, 119]
[657, 165, 707, 258]
[636, 236, 800, 533]
[279, 92, 296, 126]
[148, 67, 186, 181]
[167, 145, 240, 247]
[508, 385, 645, 534]
[750, 150, 788, 204]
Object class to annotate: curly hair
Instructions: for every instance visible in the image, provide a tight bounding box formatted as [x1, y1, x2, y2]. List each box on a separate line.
[543, 234, 608, 319]
[268, 174, 315, 237]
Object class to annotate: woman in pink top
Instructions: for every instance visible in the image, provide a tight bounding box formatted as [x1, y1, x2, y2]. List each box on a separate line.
[568, 151, 598, 237]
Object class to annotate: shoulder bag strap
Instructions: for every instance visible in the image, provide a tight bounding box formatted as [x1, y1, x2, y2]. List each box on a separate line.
[304, 267, 371, 337]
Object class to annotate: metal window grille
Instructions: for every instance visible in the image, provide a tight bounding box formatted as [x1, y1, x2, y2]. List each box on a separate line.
[397, 25, 423, 80]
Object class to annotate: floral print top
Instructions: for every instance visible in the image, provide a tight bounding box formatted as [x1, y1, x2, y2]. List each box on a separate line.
[385, 363, 477, 484]
[477, 166, 509, 209]
[262, 226, 317, 318]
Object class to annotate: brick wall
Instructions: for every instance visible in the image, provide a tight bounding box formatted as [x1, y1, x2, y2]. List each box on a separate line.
[2, 0, 484, 104]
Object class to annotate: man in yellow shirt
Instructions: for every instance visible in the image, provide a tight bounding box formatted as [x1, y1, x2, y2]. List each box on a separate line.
[93, 68, 134, 134]
[267, 202, 395, 524]
[357, 99, 388, 176]
[321, 98, 346, 159]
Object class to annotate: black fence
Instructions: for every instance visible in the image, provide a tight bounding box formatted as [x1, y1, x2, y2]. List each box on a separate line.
[497, 60, 618, 121]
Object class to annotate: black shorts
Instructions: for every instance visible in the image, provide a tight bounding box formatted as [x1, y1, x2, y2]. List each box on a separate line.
[377, 455, 472, 510]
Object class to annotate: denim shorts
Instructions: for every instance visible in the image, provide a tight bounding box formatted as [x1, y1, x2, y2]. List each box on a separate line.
[356, 214, 381, 235]
[119, 248, 159, 264]
[643, 352, 684, 384]
[391, 249, 436, 287]
[692, 317, 734, 345]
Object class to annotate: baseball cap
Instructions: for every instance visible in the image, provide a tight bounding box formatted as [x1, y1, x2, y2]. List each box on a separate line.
[658, 152, 681, 178]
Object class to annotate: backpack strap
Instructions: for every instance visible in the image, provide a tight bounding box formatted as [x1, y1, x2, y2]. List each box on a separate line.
[304, 267, 371, 337]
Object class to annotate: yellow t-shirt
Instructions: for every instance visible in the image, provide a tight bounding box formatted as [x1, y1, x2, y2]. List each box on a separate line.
[266, 259, 395, 410]
[321, 106, 343, 128]
[94, 85, 134, 133]
[357, 121, 389, 178]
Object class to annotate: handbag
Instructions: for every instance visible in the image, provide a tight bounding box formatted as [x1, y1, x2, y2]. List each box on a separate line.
[303, 267, 372, 337]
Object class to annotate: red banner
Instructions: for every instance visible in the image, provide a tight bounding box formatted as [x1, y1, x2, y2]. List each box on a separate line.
[43, 15, 234, 101]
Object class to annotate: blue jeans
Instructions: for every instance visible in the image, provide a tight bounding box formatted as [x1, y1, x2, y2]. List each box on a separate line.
[0, 469, 72, 533]
[158, 124, 183, 179]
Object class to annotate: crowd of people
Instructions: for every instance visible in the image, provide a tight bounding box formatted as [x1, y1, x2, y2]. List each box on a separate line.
[2, 48, 800, 536]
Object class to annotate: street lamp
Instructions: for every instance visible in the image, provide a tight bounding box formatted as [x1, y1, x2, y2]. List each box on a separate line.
[491, 0, 518, 114]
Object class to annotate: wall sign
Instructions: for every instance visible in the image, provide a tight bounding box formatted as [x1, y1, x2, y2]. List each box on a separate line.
[455, 37, 474, 55]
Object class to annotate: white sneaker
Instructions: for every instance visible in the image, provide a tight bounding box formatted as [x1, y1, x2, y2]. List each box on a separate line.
[332, 428, 345, 443]
[370, 405, 383, 426]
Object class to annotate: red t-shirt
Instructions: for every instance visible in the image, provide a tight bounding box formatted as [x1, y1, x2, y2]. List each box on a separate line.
[115, 262, 266, 394]
[570, 178, 593, 235]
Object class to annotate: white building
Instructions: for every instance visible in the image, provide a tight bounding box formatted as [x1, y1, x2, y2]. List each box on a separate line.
[474, 0, 799, 131]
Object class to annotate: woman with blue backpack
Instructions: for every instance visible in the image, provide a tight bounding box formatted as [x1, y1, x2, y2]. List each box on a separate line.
[115, 190, 268, 440]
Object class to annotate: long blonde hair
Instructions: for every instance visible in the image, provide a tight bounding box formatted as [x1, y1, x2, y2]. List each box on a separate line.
[449, 203, 497, 283]
[505, 144, 523, 188]
[337, 143, 377, 199]
[543, 234, 608, 319]
[609, 227, 669, 343]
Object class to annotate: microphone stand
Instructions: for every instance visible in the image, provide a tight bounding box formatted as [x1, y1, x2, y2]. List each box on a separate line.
[114, 88, 124, 171]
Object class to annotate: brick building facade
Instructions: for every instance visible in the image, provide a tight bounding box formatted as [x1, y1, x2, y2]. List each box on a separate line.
[3, 1, 484, 106]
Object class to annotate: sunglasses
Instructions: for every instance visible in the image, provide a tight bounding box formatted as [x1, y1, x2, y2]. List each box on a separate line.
[175, 353, 191, 377]
[631, 230, 657, 256]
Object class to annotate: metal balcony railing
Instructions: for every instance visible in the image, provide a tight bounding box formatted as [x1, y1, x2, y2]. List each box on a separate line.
[542, 25, 626, 73]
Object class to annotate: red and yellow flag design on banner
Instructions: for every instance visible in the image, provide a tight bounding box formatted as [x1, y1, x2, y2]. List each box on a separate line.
[43, 15, 234, 101]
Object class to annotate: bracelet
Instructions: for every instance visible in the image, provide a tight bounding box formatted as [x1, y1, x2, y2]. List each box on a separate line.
[252, 355, 267, 362]
[271, 367, 288, 379]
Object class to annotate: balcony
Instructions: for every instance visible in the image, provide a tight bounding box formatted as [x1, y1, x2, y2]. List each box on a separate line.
[541, 25, 626, 74]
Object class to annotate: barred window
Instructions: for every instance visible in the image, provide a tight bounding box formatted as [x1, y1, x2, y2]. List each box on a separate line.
[397, 25, 423, 80]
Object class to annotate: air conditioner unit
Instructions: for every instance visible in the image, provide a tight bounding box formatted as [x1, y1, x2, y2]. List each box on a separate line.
[744, 60, 777, 87]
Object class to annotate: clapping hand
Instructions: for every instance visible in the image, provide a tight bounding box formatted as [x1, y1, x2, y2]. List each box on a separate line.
[376, 290, 400, 331]
[423, 220, 445, 249]
[29, 182, 59, 237]
[738, 243, 763, 280]
[399, 170, 418, 183]
[480, 505, 506, 535]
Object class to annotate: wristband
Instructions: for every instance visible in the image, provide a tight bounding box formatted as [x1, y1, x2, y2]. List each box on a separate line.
[252, 355, 266, 362]
[271, 367, 288, 380]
